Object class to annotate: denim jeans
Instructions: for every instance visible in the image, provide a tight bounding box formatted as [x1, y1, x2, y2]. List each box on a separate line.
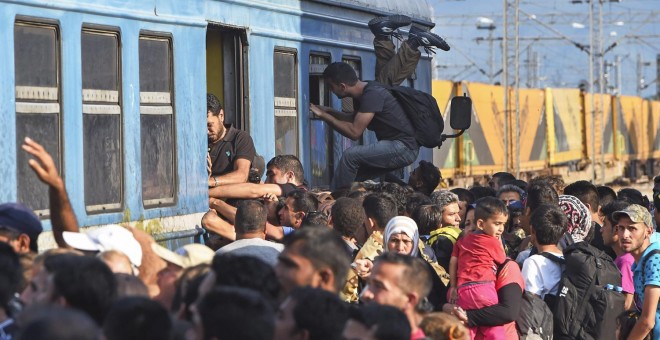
[331, 139, 419, 190]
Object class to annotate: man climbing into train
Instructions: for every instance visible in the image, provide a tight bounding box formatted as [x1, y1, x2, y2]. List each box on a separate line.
[311, 62, 419, 191]
[370, 14, 450, 86]
[309, 15, 449, 191]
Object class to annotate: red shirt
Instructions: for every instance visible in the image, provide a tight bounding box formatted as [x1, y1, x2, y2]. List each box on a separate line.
[452, 232, 506, 287]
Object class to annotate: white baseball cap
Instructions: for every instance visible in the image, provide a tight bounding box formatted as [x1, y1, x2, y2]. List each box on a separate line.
[63, 225, 142, 267]
[151, 243, 214, 268]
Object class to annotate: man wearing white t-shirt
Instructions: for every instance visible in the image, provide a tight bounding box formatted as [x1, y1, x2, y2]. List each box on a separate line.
[522, 204, 568, 299]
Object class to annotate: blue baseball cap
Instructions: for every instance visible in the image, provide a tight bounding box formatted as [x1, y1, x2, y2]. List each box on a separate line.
[0, 203, 43, 252]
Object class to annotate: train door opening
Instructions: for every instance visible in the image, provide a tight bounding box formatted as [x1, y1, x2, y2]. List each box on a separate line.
[309, 54, 332, 188]
[206, 25, 248, 130]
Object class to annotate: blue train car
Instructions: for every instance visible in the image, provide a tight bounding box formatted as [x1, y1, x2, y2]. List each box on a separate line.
[0, 0, 435, 248]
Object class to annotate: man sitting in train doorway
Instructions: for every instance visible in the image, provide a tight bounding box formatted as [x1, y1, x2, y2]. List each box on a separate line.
[311, 62, 420, 191]
[206, 93, 256, 187]
[369, 14, 449, 86]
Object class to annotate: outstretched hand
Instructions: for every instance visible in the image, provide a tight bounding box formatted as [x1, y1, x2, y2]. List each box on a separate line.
[21, 137, 63, 188]
[309, 104, 326, 120]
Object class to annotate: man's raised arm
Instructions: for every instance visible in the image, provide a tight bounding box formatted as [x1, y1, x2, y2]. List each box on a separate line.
[22, 137, 79, 248]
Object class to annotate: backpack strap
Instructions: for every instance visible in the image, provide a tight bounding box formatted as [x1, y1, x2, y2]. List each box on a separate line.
[538, 252, 566, 265]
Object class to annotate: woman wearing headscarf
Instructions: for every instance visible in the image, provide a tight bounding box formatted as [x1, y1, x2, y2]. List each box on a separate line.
[557, 195, 592, 248]
[384, 216, 450, 311]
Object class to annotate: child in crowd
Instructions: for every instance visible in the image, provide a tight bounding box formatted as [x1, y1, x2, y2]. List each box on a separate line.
[521, 204, 568, 302]
[448, 197, 508, 339]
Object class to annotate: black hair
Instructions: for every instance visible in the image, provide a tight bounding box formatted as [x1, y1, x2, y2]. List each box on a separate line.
[493, 172, 516, 181]
[301, 211, 330, 228]
[211, 255, 280, 308]
[491, 172, 516, 187]
[114, 273, 148, 298]
[289, 287, 349, 340]
[281, 228, 351, 293]
[44, 254, 117, 325]
[474, 197, 509, 222]
[525, 182, 559, 213]
[530, 204, 568, 245]
[617, 188, 649, 209]
[564, 180, 600, 213]
[469, 186, 497, 200]
[171, 264, 211, 321]
[17, 306, 99, 340]
[379, 182, 410, 216]
[347, 190, 370, 202]
[331, 197, 366, 239]
[103, 297, 172, 340]
[0, 243, 21, 310]
[348, 304, 411, 340]
[496, 185, 524, 201]
[362, 193, 398, 230]
[511, 179, 528, 193]
[287, 190, 319, 215]
[450, 188, 476, 205]
[411, 205, 443, 235]
[197, 287, 274, 340]
[405, 192, 432, 217]
[322, 62, 359, 86]
[206, 93, 223, 116]
[596, 185, 618, 207]
[235, 200, 268, 234]
[601, 200, 631, 227]
[413, 161, 441, 196]
[266, 155, 305, 184]
[374, 252, 432, 301]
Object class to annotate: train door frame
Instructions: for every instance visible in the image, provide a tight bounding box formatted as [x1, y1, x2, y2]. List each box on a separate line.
[206, 23, 249, 131]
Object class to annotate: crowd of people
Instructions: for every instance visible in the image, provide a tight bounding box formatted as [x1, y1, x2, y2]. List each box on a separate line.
[0, 13, 659, 340]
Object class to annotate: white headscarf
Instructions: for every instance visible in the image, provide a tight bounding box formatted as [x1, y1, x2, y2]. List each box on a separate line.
[384, 216, 420, 257]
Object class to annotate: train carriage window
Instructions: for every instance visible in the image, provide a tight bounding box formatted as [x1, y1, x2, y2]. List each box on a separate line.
[139, 35, 176, 206]
[339, 57, 363, 149]
[14, 21, 61, 215]
[81, 28, 122, 212]
[309, 54, 332, 188]
[274, 49, 298, 156]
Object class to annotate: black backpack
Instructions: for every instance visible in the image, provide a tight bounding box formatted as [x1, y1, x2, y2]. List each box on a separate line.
[373, 82, 446, 148]
[497, 259, 554, 340]
[544, 242, 624, 340]
[518, 291, 555, 340]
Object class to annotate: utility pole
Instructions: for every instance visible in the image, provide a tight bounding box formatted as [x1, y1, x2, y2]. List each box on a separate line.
[502, 0, 509, 172]
[514, 0, 520, 178]
[589, 0, 596, 182]
[615, 55, 622, 95]
[637, 53, 642, 96]
[598, 0, 605, 184]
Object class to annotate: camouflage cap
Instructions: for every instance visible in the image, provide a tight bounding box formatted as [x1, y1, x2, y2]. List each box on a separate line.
[613, 204, 653, 228]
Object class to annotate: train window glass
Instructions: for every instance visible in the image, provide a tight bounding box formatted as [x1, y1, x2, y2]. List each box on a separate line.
[139, 35, 176, 206]
[309, 54, 332, 188]
[81, 29, 122, 211]
[274, 49, 298, 156]
[14, 21, 61, 216]
[339, 57, 362, 150]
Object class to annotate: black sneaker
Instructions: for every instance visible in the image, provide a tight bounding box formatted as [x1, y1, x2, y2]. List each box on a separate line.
[368, 15, 412, 38]
[409, 25, 450, 52]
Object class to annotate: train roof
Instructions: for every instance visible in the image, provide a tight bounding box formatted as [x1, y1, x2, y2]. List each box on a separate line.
[309, 0, 435, 26]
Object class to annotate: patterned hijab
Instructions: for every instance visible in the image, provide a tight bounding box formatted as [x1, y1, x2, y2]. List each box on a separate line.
[558, 195, 592, 245]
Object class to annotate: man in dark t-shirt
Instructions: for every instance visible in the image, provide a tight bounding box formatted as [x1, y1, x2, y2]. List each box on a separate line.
[207, 93, 256, 188]
[310, 62, 419, 191]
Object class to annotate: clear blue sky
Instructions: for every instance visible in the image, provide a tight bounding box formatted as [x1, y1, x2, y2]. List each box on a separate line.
[429, 0, 659, 97]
